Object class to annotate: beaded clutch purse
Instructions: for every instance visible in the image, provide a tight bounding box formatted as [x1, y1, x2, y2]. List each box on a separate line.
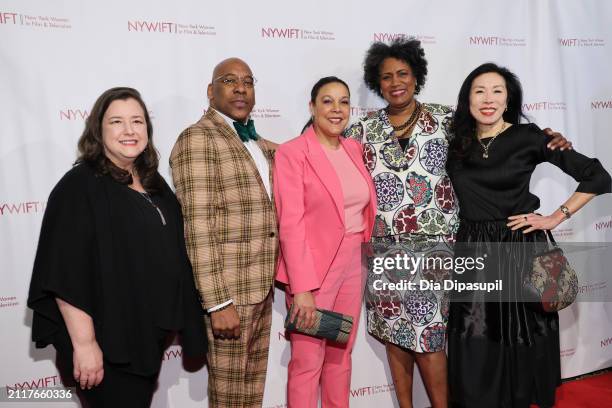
[523, 230, 578, 312]
[284, 305, 353, 344]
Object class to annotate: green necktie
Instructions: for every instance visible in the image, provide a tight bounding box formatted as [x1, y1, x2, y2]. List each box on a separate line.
[233, 119, 259, 142]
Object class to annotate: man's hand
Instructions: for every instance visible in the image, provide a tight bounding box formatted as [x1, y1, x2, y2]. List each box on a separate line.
[210, 305, 241, 340]
[543, 128, 573, 151]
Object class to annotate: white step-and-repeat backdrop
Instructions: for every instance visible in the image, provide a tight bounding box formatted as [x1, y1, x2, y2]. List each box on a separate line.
[1, 1, 611, 407]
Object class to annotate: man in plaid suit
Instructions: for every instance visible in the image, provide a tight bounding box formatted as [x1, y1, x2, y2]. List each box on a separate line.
[170, 58, 278, 407]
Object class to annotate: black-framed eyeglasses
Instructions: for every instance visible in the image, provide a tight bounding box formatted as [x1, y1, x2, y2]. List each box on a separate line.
[213, 74, 257, 88]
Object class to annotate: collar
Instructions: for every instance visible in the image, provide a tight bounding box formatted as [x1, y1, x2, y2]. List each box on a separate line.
[210, 107, 249, 134]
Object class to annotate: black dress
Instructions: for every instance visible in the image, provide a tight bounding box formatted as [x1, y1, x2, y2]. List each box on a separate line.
[27, 162, 207, 377]
[446, 124, 611, 408]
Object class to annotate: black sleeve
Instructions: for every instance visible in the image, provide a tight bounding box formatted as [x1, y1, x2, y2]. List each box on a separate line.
[27, 168, 97, 347]
[161, 177, 207, 357]
[533, 124, 612, 195]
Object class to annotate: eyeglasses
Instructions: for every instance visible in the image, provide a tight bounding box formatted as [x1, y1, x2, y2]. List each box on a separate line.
[213, 74, 257, 88]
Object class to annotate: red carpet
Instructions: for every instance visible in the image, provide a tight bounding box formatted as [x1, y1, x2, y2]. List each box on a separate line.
[530, 371, 612, 407]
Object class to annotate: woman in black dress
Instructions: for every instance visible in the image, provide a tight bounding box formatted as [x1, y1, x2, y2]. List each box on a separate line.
[27, 87, 207, 407]
[446, 63, 611, 408]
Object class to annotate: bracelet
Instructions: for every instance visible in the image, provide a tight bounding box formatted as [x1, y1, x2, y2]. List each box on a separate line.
[209, 299, 234, 315]
[559, 205, 571, 219]
[210, 302, 233, 313]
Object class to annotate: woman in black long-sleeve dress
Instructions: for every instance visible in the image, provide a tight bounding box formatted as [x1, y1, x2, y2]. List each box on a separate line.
[446, 63, 611, 408]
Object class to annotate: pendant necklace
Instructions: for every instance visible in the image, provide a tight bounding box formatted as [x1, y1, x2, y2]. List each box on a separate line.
[478, 122, 507, 159]
[140, 192, 167, 226]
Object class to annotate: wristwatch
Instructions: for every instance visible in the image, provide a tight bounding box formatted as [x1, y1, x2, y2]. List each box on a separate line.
[559, 205, 571, 219]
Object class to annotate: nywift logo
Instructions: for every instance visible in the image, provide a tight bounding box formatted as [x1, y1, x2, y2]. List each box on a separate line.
[261, 27, 335, 41]
[350, 383, 394, 398]
[128, 20, 176, 33]
[162, 346, 183, 361]
[373, 33, 436, 44]
[59, 109, 89, 121]
[591, 100, 612, 110]
[559, 38, 605, 47]
[6, 375, 65, 391]
[0, 201, 46, 216]
[469, 35, 526, 47]
[595, 217, 612, 230]
[0, 12, 17, 24]
[128, 20, 216, 36]
[522, 101, 567, 112]
[59, 108, 155, 120]
[0, 11, 71, 29]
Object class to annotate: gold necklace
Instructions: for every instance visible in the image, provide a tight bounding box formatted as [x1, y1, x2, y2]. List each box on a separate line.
[478, 122, 507, 159]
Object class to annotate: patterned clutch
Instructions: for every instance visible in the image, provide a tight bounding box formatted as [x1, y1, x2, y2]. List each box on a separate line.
[523, 230, 578, 312]
[284, 305, 353, 344]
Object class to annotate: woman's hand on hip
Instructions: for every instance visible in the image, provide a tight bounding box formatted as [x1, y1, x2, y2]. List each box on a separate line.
[507, 213, 563, 233]
[72, 340, 104, 389]
[292, 291, 317, 330]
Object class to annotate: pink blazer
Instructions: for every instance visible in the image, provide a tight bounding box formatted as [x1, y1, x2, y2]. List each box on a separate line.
[274, 126, 377, 294]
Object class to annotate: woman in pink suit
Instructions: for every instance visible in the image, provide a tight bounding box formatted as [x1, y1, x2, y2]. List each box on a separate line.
[274, 76, 377, 407]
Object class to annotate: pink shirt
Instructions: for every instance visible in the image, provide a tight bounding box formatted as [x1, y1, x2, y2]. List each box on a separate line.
[323, 145, 370, 233]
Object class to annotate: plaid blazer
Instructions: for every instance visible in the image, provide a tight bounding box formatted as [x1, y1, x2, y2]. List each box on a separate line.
[170, 108, 278, 309]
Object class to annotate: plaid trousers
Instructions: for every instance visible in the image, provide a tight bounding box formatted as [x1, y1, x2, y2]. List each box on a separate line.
[204, 291, 273, 408]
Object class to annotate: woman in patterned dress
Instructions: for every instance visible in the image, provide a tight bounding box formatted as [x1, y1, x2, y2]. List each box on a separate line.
[345, 39, 570, 408]
[345, 37, 457, 408]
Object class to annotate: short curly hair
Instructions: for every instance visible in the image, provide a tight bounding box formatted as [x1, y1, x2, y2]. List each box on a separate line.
[363, 38, 428, 97]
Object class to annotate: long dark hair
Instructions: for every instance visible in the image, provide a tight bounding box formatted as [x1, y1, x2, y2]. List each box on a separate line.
[76, 87, 162, 192]
[301, 76, 350, 133]
[448, 63, 528, 165]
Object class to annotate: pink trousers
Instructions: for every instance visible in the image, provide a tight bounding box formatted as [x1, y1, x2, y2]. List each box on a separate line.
[286, 232, 365, 408]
